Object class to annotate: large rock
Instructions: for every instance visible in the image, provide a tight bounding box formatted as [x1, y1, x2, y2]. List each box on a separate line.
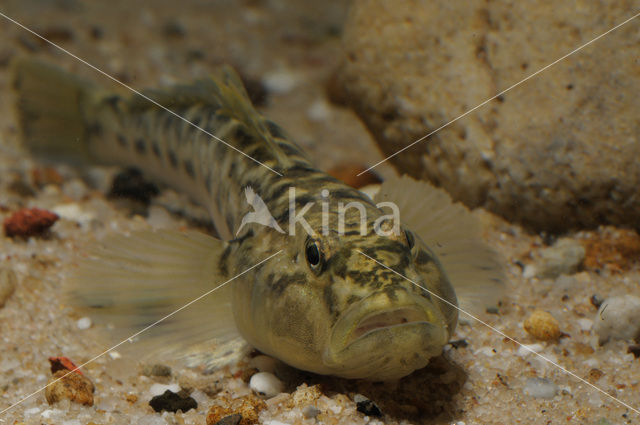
[339, 0, 640, 232]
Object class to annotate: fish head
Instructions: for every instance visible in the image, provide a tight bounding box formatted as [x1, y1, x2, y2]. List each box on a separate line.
[320, 227, 458, 380]
[239, 219, 458, 381]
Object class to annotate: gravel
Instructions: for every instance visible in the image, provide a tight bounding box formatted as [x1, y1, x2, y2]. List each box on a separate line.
[534, 238, 586, 279]
[249, 372, 284, 399]
[523, 377, 558, 400]
[593, 295, 640, 344]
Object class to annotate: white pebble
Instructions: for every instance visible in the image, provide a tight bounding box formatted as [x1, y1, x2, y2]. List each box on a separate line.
[307, 99, 332, 121]
[250, 355, 277, 373]
[189, 389, 209, 406]
[353, 393, 368, 403]
[62, 179, 89, 200]
[576, 318, 593, 332]
[24, 407, 40, 415]
[262, 69, 300, 94]
[516, 343, 544, 357]
[523, 377, 558, 399]
[77, 317, 92, 330]
[147, 206, 173, 229]
[52, 203, 95, 226]
[108, 351, 122, 359]
[522, 264, 537, 279]
[473, 346, 496, 357]
[264, 421, 291, 425]
[149, 383, 181, 397]
[583, 358, 599, 368]
[593, 295, 640, 344]
[535, 238, 585, 278]
[249, 371, 284, 398]
[41, 408, 62, 418]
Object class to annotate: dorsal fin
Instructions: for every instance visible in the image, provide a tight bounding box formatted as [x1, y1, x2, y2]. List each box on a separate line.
[208, 66, 293, 167]
[130, 66, 293, 168]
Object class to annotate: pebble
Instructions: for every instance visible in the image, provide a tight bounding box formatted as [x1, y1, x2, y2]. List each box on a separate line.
[302, 405, 320, 419]
[211, 414, 242, 425]
[0, 267, 17, 308]
[249, 372, 284, 398]
[149, 383, 181, 396]
[326, 163, 382, 189]
[45, 370, 95, 406]
[523, 377, 558, 399]
[534, 239, 586, 278]
[148, 389, 197, 413]
[52, 203, 95, 226]
[61, 179, 89, 200]
[206, 394, 266, 425]
[249, 355, 277, 373]
[576, 318, 593, 332]
[307, 99, 332, 121]
[262, 69, 300, 94]
[355, 398, 382, 417]
[147, 205, 173, 229]
[76, 317, 92, 330]
[143, 363, 172, 377]
[109, 167, 159, 205]
[3, 207, 59, 237]
[523, 310, 562, 341]
[593, 295, 640, 344]
[516, 343, 544, 357]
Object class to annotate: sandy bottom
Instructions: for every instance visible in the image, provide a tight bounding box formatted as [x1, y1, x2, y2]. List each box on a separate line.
[0, 1, 638, 424]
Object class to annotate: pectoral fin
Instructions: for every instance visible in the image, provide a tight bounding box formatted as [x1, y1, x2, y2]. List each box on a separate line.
[375, 175, 505, 316]
[70, 229, 247, 369]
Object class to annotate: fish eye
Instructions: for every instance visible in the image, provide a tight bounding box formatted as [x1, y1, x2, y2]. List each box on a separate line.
[404, 230, 415, 250]
[305, 240, 322, 269]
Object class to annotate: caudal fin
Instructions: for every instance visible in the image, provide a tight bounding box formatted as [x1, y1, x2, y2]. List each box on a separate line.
[12, 58, 96, 163]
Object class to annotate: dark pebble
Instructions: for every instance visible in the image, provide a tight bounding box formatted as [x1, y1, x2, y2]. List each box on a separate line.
[590, 294, 604, 309]
[162, 20, 186, 38]
[108, 167, 159, 205]
[356, 400, 381, 417]
[629, 344, 640, 359]
[8, 179, 36, 197]
[486, 306, 500, 314]
[143, 364, 172, 377]
[149, 390, 197, 413]
[450, 339, 468, 349]
[213, 414, 243, 425]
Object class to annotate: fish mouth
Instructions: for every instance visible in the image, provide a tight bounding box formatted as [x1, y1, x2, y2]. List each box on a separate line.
[324, 291, 449, 379]
[345, 307, 431, 346]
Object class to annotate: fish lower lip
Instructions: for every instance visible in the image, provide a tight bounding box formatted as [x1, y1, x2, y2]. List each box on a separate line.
[346, 307, 430, 346]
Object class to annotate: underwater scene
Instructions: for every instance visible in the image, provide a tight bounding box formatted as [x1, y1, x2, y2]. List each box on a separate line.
[0, 0, 638, 424]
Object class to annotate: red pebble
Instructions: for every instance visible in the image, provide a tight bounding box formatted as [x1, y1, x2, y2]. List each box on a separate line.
[48, 356, 83, 375]
[3, 207, 59, 237]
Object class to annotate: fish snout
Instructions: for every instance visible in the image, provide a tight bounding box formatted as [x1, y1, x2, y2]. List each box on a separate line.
[324, 289, 449, 379]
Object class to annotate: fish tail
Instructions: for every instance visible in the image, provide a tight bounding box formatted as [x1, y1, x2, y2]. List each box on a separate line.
[12, 58, 98, 163]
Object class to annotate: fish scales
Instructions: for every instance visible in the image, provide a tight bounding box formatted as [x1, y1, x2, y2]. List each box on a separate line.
[12, 58, 504, 380]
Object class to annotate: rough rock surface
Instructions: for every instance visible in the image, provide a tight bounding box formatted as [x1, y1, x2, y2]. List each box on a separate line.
[339, 0, 640, 232]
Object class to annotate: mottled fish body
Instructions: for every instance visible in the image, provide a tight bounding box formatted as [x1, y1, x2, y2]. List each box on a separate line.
[12, 58, 504, 380]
